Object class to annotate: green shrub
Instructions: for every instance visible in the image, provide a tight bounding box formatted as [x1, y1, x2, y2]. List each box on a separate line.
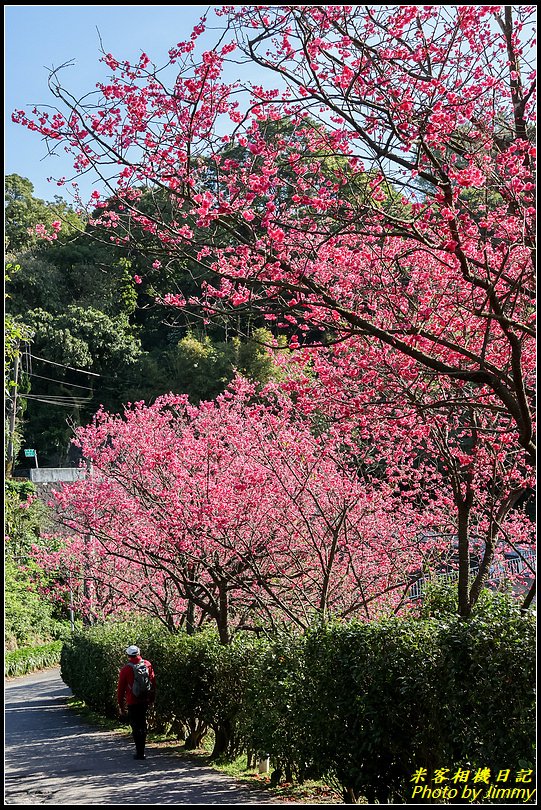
[5, 641, 63, 677]
[60, 619, 170, 719]
[240, 633, 311, 783]
[58, 602, 536, 804]
[297, 609, 536, 803]
[299, 619, 448, 803]
[60, 621, 255, 756]
[4, 478, 68, 649]
[190, 632, 264, 758]
[438, 608, 536, 772]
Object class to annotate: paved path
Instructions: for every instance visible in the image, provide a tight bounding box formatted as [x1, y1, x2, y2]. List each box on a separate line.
[5, 668, 281, 805]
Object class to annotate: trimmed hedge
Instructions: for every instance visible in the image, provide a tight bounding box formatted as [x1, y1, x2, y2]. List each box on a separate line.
[297, 611, 535, 803]
[300, 618, 445, 803]
[60, 621, 265, 757]
[60, 604, 535, 804]
[60, 620, 171, 719]
[5, 641, 63, 677]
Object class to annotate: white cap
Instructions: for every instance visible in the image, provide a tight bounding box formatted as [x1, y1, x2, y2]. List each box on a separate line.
[126, 645, 140, 657]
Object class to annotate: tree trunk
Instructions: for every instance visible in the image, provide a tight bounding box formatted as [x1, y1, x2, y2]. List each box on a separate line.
[186, 596, 195, 636]
[210, 719, 232, 759]
[184, 717, 207, 749]
[217, 582, 230, 645]
[185, 565, 196, 635]
[457, 497, 473, 618]
[521, 580, 536, 613]
[343, 786, 359, 804]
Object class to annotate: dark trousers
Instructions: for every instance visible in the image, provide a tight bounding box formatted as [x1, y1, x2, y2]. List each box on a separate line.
[127, 703, 148, 756]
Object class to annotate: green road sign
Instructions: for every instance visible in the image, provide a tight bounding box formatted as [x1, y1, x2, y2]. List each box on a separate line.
[24, 448, 36, 457]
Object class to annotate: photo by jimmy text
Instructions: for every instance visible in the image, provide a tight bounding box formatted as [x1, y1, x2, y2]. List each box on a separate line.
[410, 767, 536, 804]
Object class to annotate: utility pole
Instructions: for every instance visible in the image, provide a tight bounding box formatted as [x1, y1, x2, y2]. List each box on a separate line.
[6, 349, 20, 475]
[83, 458, 96, 625]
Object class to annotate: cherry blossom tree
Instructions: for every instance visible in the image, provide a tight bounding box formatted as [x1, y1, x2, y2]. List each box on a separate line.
[277, 347, 535, 615]
[16, 6, 536, 614]
[38, 380, 455, 640]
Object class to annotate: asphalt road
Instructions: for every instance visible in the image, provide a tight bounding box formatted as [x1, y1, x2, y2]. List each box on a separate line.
[4, 668, 281, 805]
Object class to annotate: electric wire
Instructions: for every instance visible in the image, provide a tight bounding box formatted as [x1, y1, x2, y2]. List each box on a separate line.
[27, 371, 94, 391]
[29, 353, 102, 377]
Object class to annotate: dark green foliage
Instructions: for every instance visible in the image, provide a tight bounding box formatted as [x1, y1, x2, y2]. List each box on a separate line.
[239, 634, 311, 783]
[437, 609, 536, 773]
[120, 329, 283, 407]
[24, 306, 141, 372]
[300, 619, 446, 803]
[299, 608, 536, 803]
[60, 621, 264, 758]
[60, 603, 535, 803]
[17, 306, 142, 465]
[5, 175, 287, 466]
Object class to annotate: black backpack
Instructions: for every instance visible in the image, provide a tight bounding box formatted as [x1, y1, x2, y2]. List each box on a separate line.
[129, 661, 152, 698]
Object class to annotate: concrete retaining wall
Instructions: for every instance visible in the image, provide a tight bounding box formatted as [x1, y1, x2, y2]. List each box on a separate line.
[30, 468, 86, 484]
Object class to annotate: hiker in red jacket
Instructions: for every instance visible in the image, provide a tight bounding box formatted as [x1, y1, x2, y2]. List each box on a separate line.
[117, 645, 156, 760]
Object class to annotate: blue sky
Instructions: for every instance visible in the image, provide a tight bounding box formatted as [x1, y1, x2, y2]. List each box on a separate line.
[5, 5, 237, 203]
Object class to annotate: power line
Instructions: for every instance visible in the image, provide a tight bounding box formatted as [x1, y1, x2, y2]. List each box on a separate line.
[25, 393, 92, 401]
[24, 359, 136, 397]
[24, 399, 85, 408]
[30, 353, 102, 377]
[27, 371, 94, 391]
[24, 394, 94, 407]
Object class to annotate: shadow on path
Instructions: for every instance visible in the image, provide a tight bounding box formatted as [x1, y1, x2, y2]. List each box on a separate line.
[5, 669, 280, 805]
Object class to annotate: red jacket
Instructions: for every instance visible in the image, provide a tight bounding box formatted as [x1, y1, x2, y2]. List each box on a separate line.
[117, 656, 156, 707]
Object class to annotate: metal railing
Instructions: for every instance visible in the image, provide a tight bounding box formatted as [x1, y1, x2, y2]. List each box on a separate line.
[408, 549, 536, 600]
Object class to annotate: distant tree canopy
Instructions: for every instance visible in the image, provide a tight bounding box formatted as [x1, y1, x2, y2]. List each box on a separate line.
[5, 174, 83, 254]
[5, 174, 286, 466]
